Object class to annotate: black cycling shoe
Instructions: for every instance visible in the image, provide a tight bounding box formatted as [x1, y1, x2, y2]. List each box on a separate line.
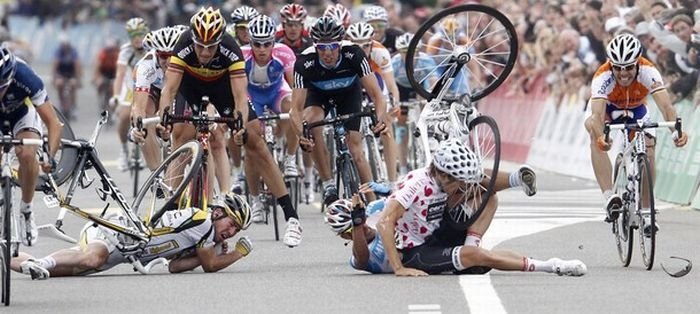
[323, 185, 339, 206]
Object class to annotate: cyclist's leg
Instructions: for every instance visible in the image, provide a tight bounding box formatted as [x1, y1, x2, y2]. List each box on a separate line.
[53, 76, 66, 112]
[339, 94, 375, 200]
[140, 94, 163, 171]
[116, 92, 132, 170]
[209, 123, 230, 194]
[642, 134, 656, 209]
[277, 85, 300, 173]
[304, 96, 332, 182]
[584, 114, 614, 193]
[396, 104, 410, 175]
[14, 109, 42, 245]
[170, 102, 197, 188]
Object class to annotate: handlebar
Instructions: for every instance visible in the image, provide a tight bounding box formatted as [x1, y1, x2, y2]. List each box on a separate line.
[257, 112, 291, 122]
[604, 118, 682, 143]
[303, 107, 380, 138]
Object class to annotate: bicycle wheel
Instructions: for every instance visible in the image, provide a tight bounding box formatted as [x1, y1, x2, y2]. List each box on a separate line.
[132, 141, 203, 227]
[612, 154, 633, 267]
[365, 134, 385, 182]
[339, 154, 361, 199]
[1, 178, 11, 306]
[444, 115, 500, 231]
[637, 155, 655, 270]
[28, 106, 77, 190]
[405, 4, 518, 102]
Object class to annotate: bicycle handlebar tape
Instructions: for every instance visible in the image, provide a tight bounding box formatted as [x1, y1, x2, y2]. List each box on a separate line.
[676, 118, 682, 139]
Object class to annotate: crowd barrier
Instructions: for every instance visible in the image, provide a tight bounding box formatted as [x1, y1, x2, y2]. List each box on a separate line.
[485, 84, 700, 210]
[8, 15, 126, 65]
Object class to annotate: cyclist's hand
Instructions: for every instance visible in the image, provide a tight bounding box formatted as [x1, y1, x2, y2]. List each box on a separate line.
[233, 128, 247, 146]
[596, 135, 611, 151]
[372, 114, 389, 135]
[156, 123, 171, 141]
[40, 157, 56, 174]
[389, 106, 400, 118]
[109, 96, 120, 109]
[220, 241, 229, 254]
[360, 181, 391, 196]
[351, 193, 364, 208]
[673, 131, 688, 147]
[130, 127, 147, 144]
[235, 236, 253, 257]
[395, 266, 428, 277]
[299, 137, 315, 152]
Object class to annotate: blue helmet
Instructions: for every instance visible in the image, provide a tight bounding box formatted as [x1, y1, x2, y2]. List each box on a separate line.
[0, 45, 17, 86]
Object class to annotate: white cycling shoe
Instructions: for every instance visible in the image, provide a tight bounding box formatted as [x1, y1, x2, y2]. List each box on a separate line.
[251, 196, 265, 224]
[20, 259, 50, 280]
[519, 165, 537, 197]
[283, 217, 303, 248]
[550, 258, 587, 277]
[19, 211, 38, 246]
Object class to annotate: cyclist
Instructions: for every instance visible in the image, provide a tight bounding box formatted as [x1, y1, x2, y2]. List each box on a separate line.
[51, 34, 82, 120]
[377, 138, 586, 277]
[93, 39, 119, 115]
[159, 7, 303, 247]
[12, 193, 254, 279]
[585, 34, 687, 231]
[241, 15, 300, 222]
[361, 6, 404, 54]
[228, 5, 260, 47]
[347, 22, 400, 184]
[323, 3, 351, 30]
[129, 26, 185, 171]
[0, 46, 62, 246]
[291, 16, 390, 206]
[276, 3, 316, 203]
[112, 17, 149, 171]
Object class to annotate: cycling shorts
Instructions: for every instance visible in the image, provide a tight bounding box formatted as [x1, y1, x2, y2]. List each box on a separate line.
[249, 81, 292, 117]
[174, 76, 257, 122]
[75, 214, 130, 274]
[2, 106, 43, 137]
[304, 89, 362, 131]
[603, 104, 655, 139]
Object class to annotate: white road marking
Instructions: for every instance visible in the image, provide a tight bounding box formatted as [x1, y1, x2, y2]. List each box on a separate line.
[408, 304, 441, 310]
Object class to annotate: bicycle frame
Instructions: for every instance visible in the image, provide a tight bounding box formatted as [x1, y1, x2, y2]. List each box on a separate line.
[416, 95, 478, 164]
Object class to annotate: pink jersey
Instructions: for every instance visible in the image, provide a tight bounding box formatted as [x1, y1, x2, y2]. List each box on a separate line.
[241, 43, 295, 90]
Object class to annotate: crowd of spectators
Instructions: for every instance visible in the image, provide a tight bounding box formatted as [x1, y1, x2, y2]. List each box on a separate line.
[4, 0, 700, 107]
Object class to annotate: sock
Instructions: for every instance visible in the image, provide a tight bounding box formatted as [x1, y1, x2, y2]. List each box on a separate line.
[322, 179, 334, 190]
[305, 167, 314, 184]
[603, 189, 613, 201]
[277, 195, 298, 220]
[508, 171, 521, 188]
[232, 166, 241, 177]
[20, 201, 32, 214]
[121, 143, 128, 154]
[522, 257, 554, 273]
[464, 232, 482, 247]
[35, 256, 56, 270]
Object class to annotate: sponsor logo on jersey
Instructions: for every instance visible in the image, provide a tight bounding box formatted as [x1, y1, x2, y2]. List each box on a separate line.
[426, 199, 446, 221]
[177, 46, 193, 60]
[310, 76, 357, 90]
[219, 46, 240, 62]
[650, 77, 662, 90]
[344, 52, 354, 59]
[304, 60, 314, 69]
[598, 76, 613, 95]
[145, 240, 180, 255]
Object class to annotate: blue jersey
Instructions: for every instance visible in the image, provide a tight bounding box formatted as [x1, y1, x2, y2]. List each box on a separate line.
[349, 199, 392, 274]
[391, 53, 436, 89]
[0, 59, 49, 121]
[54, 46, 79, 77]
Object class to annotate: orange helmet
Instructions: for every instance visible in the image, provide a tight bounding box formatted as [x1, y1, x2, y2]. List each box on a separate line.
[190, 7, 226, 45]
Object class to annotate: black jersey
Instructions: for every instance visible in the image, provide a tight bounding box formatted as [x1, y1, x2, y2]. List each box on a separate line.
[169, 31, 246, 82]
[381, 28, 404, 54]
[293, 41, 372, 95]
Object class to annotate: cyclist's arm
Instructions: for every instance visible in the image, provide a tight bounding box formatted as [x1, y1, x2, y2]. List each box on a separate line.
[376, 199, 406, 273]
[112, 63, 127, 99]
[229, 70, 250, 125]
[290, 86, 307, 137]
[177, 245, 245, 273]
[589, 97, 607, 139]
[360, 74, 387, 120]
[132, 90, 149, 120]
[35, 101, 62, 157]
[159, 67, 183, 116]
[351, 225, 371, 270]
[650, 89, 679, 128]
[381, 71, 400, 106]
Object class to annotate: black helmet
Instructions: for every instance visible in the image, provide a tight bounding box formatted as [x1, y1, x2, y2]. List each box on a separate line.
[310, 16, 345, 43]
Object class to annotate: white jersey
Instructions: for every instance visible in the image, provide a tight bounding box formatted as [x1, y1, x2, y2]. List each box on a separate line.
[388, 167, 447, 249]
[116, 43, 147, 104]
[133, 50, 165, 93]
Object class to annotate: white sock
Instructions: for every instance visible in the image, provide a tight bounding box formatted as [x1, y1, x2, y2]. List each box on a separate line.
[464, 232, 482, 247]
[232, 166, 241, 177]
[508, 171, 521, 188]
[522, 257, 555, 273]
[35, 256, 56, 270]
[603, 189, 613, 201]
[322, 179, 334, 190]
[20, 201, 32, 214]
[305, 167, 314, 184]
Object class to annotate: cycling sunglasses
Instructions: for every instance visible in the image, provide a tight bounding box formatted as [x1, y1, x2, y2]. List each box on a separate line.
[252, 41, 274, 48]
[193, 39, 221, 49]
[611, 63, 637, 72]
[369, 21, 387, 29]
[314, 42, 341, 51]
[156, 51, 173, 59]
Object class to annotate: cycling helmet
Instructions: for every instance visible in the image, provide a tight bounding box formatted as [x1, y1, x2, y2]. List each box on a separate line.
[248, 15, 276, 42]
[143, 27, 183, 52]
[231, 6, 260, 27]
[346, 22, 374, 42]
[362, 6, 388, 23]
[0, 46, 16, 86]
[222, 192, 252, 230]
[125, 17, 149, 37]
[325, 199, 353, 234]
[395, 32, 413, 51]
[280, 4, 307, 23]
[172, 24, 189, 34]
[324, 3, 351, 29]
[310, 16, 345, 43]
[432, 137, 483, 183]
[606, 33, 642, 66]
[190, 7, 226, 45]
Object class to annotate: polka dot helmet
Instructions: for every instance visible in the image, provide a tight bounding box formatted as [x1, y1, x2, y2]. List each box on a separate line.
[432, 138, 483, 183]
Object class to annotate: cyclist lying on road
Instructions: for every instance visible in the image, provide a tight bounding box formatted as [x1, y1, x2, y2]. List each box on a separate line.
[11, 193, 253, 280]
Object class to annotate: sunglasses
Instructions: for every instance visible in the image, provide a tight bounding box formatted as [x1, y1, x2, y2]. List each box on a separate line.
[156, 51, 172, 59]
[252, 41, 274, 48]
[369, 22, 387, 29]
[283, 22, 303, 28]
[611, 63, 637, 72]
[314, 42, 341, 51]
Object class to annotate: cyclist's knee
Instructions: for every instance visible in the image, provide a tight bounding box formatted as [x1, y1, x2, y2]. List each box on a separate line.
[80, 247, 109, 269]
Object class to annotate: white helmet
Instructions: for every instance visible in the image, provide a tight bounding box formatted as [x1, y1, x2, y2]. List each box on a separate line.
[143, 26, 183, 52]
[346, 22, 374, 42]
[432, 138, 482, 183]
[606, 33, 642, 66]
[231, 6, 260, 26]
[362, 6, 388, 23]
[324, 199, 353, 234]
[248, 15, 276, 42]
[395, 32, 413, 51]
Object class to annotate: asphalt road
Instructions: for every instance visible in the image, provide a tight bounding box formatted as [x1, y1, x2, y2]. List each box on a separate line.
[6, 65, 700, 313]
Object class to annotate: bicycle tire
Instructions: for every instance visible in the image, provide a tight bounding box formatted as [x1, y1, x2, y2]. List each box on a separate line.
[444, 115, 500, 231]
[29, 106, 77, 190]
[272, 197, 280, 241]
[131, 143, 141, 197]
[405, 4, 518, 102]
[637, 155, 655, 270]
[132, 141, 203, 227]
[339, 154, 361, 199]
[365, 134, 381, 182]
[1, 177, 11, 306]
[612, 154, 633, 267]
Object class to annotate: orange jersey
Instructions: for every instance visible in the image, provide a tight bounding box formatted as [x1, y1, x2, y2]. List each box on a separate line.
[590, 57, 665, 109]
[367, 40, 393, 74]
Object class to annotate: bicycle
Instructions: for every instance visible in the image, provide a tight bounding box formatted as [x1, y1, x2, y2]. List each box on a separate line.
[132, 96, 242, 227]
[404, 3, 516, 231]
[360, 98, 387, 184]
[303, 104, 380, 205]
[0, 122, 47, 306]
[604, 118, 682, 270]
